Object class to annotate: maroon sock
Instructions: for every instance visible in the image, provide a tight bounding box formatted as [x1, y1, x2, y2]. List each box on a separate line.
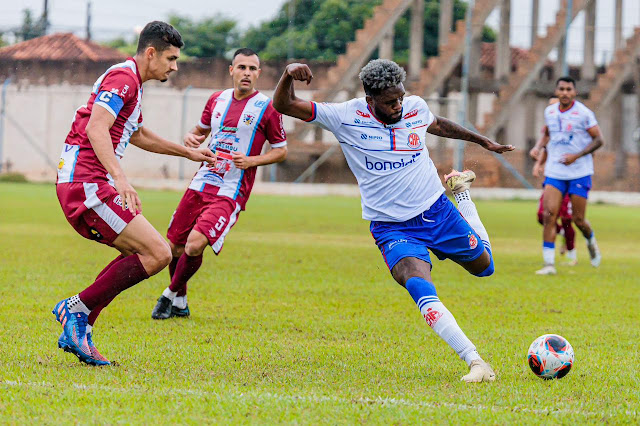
[96, 255, 125, 280]
[177, 283, 188, 297]
[168, 256, 179, 279]
[169, 253, 202, 294]
[79, 254, 150, 310]
[88, 296, 115, 326]
[562, 219, 576, 251]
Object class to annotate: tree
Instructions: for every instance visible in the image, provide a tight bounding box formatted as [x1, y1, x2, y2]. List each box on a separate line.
[17, 9, 46, 41]
[168, 14, 240, 58]
[103, 37, 137, 56]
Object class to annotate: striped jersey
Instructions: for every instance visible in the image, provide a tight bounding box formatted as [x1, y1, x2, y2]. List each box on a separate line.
[188, 89, 286, 210]
[57, 58, 143, 184]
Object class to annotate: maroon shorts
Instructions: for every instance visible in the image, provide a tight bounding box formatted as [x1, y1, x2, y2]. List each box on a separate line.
[538, 193, 572, 220]
[167, 189, 241, 254]
[56, 182, 136, 247]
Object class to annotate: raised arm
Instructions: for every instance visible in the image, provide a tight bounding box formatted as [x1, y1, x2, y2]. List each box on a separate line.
[560, 125, 604, 165]
[427, 115, 515, 154]
[273, 63, 315, 121]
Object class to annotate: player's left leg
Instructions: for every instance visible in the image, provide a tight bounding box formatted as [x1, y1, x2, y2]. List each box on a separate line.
[569, 178, 600, 267]
[444, 170, 494, 277]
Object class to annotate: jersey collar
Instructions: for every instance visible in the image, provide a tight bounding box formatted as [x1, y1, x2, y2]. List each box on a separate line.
[558, 100, 575, 113]
[127, 57, 143, 85]
[366, 104, 403, 128]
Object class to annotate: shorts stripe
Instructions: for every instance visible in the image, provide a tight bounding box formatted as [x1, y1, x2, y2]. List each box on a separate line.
[83, 182, 127, 234]
[211, 203, 241, 254]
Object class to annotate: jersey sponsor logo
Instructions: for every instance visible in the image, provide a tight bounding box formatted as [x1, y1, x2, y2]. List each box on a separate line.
[361, 133, 383, 141]
[365, 153, 421, 171]
[110, 88, 119, 95]
[388, 239, 407, 250]
[356, 110, 370, 118]
[215, 111, 222, 119]
[243, 113, 255, 125]
[57, 159, 65, 170]
[254, 100, 268, 108]
[113, 195, 123, 207]
[403, 109, 418, 119]
[423, 307, 443, 327]
[405, 119, 423, 128]
[354, 118, 374, 125]
[468, 232, 478, 249]
[203, 171, 225, 183]
[121, 85, 129, 96]
[89, 227, 103, 241]
[279, 115, 285, 139]
[407, 132, 421, 149]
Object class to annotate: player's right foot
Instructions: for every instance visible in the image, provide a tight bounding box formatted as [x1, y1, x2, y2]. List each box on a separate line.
[587, 239, 601, 267]
[171, 304, 190, 318]
[563, 249, 577, 266]
[461, 360, 496, 383]
[151, 295, 173, 320]
[52, 299, 92, 363]
[86, 332, 110, 366]
[535, 264, 557, 275]
[444, 169, 476, 194]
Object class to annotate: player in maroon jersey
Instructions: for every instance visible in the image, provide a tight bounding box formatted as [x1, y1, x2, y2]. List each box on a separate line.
[52, 21, 215, 366]
[151, 48, 287, 319]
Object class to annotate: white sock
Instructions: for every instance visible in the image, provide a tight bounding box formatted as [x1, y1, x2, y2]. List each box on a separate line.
[543, 246, 555, 265]
[173, 296, 187, 309]
[67, 294, 91, 315]
[162, 287, 177, 301]
[454, 190, 491, 250]
[418, 297, 480, 366]
[86, 324, 93, 335]
[587, 233, 597, 246]
[566, 249, 577, 261]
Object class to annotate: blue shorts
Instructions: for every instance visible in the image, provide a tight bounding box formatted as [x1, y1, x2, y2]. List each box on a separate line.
[544, 175, 592, 199]
[370, 194, 486, 271]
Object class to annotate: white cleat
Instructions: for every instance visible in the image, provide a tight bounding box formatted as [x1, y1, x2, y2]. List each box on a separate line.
[563, 249, 577, 266]
[535, 264, 557, 275]
[444, 169, 476, 194]
[587, 240, 601, 268]
[461, 360, 496, 383]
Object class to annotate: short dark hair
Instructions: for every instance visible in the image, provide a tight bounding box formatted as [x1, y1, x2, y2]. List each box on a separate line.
[232, 48, 259, 62]
[556, 76, 576, 88]
[136, 21, 184, 54]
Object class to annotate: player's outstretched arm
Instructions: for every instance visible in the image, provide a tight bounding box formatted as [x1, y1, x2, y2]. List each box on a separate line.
[130, 127, 216, 164]
[232, 147, 287, 170]
[560, 125, 604, 165]
[86, 105, 141, 215]
[273, 63, 314, 121]
[427, 115, 515, 154]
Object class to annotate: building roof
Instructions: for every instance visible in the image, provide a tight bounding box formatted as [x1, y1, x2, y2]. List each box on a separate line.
[479, 42, 532, 70]
[0, 33, 126, 62]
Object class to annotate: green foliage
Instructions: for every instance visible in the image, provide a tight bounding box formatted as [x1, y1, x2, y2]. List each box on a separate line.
[17, 9, 46, 41]
[168, 14, 240, 59]
[0, 182, 639, 423]
[103, 37, 137, 57]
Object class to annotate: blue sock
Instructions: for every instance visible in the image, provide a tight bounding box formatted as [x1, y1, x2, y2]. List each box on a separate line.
[405, 277, 438, 306]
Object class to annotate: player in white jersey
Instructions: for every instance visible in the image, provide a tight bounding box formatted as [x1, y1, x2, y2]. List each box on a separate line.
[536, 77, 604, 275]
[273, 59, 514, 383]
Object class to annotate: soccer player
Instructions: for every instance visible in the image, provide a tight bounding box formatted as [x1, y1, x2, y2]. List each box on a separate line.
[52, 21, 215, 365]
[273, 60, 514, 383]
[536, 77, 604, 275]
[151, 48, 287, 319]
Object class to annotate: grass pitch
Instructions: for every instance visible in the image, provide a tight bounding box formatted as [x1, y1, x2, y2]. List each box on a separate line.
[0, 182, 638, 424]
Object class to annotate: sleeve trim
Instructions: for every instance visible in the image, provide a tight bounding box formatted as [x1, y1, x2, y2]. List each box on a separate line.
[270, 141, 287, 148]
[303, 101, 317, 122]
[94, 101, 117, 118]
[198, 120, 212, 129]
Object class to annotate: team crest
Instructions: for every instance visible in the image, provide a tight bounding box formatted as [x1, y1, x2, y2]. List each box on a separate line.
[423, 307, 443, 327]
[57, 159, 64, 170]
[468, 233, 478, 249]
[407, 132, 421, 149]
[243, 113, 255, 125]
[254, 100, 268, 108]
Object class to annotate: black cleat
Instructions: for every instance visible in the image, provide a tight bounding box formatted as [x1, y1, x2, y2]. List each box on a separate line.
[171, 304, 190, 318]
[151, 296, 173, 320]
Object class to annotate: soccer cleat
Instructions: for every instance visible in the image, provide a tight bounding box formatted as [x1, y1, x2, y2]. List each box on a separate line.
[58, 332, 72, 353]
[563, 249, 578, 266]
[171, 304, 190, 318]
[461, 360, 496, 383]
[587, 239, 601, 268]
[86, 332, 111, 366]
[151, 295, 173, 320]
[52, 299, 92, 363]
[535, 264, 557, 275]
[444, 170, 476, 194]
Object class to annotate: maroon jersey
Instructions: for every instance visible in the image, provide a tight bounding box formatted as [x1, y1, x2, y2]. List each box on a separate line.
[188, 88, 286, 209]
[57, 58, 143, 184]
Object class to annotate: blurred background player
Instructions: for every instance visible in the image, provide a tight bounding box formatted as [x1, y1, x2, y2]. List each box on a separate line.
[151, 48, 287, 319]
[531, 98, 577, 266]
[52, 21, 215, 365]
[536, 77, 604, 275]
[274, 59, 514, 383]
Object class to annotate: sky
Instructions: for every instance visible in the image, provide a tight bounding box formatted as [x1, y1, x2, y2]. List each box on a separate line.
[1, 0, 639, 65]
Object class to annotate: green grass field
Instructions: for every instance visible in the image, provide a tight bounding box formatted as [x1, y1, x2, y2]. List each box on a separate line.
[0, 182, 638, 424]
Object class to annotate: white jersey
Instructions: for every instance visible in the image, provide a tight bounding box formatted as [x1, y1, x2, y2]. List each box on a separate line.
[543, 100, 598, 180]
[308, 96, 444, 222]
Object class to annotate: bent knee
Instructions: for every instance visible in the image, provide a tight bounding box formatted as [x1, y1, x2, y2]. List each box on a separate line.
[472, 252, 495, 277]
[146, 241, 172, 273]
[184, 233, 208, 257]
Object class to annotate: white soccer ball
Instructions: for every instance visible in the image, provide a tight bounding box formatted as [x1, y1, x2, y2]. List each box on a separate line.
[527, 334, 574, 380]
